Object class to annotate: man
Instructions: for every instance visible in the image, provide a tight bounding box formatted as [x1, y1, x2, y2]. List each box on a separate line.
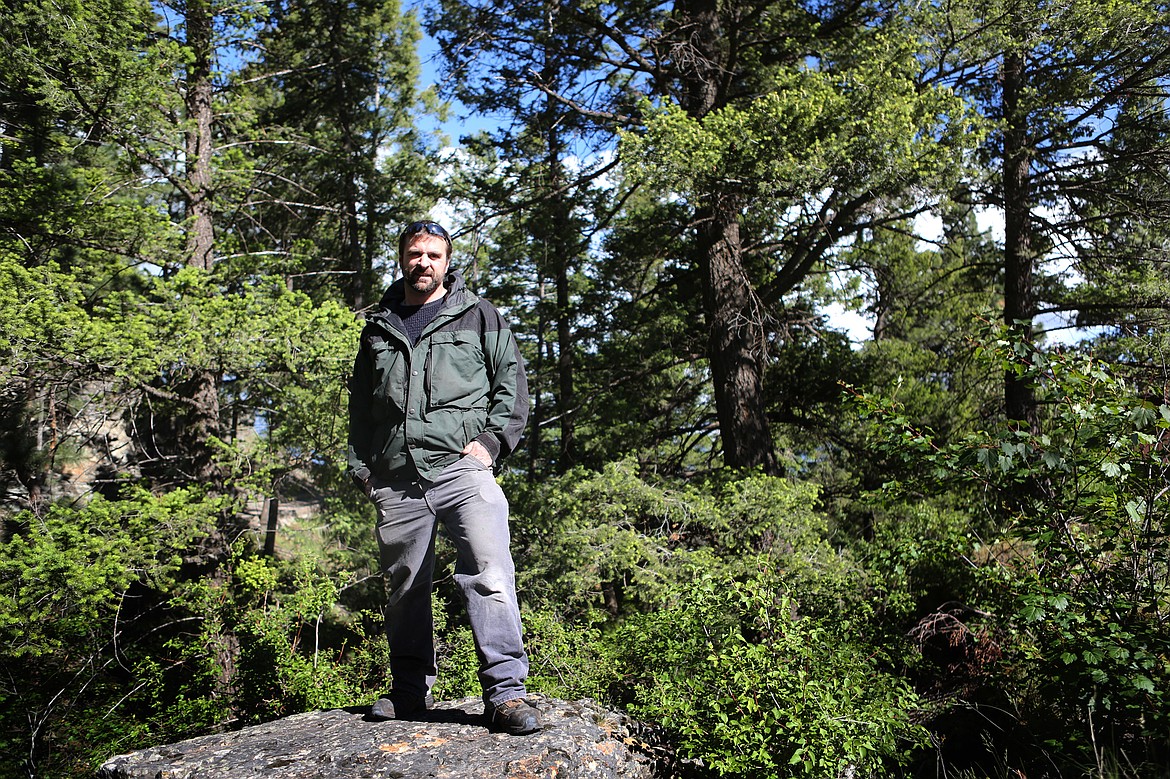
[347, 220, 540, 735]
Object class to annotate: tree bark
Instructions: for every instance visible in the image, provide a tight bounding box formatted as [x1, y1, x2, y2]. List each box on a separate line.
[184, 0, 215, 270]
[528, 278, 547, 480]
[177, 369, 223, 485]
[699, 196, 779, 473]
[330, 3, 367, 311]
[677, 0, 778, 472]
[1002, 41, 1039, 431]
[537, 8, 577, 472]
[181, 0, 222, 485]
[545, 142, 577, 470]
[554, 223, 576, 470]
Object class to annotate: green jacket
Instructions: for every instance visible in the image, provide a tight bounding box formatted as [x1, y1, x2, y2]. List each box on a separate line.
[346, 271, 529, 485]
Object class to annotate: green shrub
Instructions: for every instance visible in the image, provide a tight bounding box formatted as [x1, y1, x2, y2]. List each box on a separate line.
[0, 488, 223, 777]
[523, 608, 619, 702]
[431, 595, 481, 701]
[856, 330, 1170, 771]
[220, 551, 392, 721]
[506, 458, 723, 618]
[613, 571, 928, 778]
[859, 498, 988, 627]
[507, 458, 842, 622]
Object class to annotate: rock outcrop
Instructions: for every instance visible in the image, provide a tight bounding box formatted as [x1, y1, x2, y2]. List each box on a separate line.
[98, 695, 657, 779]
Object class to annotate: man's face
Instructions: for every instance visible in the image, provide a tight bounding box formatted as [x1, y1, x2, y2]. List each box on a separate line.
[400, 233, 450, 302]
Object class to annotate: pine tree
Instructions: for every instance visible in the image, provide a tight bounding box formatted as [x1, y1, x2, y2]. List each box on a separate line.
[429, 0, 623, 473]
[927, 0, 1170, 424]
[237, 0, 440, 309]
[430, 0, 972, 473]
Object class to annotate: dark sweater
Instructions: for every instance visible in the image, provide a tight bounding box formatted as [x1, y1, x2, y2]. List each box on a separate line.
[393, 297, 445, 345]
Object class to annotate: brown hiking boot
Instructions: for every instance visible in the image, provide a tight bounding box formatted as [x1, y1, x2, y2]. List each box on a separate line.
[487, 697, 542, 735]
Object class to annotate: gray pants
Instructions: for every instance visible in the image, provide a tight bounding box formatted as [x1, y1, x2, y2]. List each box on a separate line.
[370, 455, 529, 707]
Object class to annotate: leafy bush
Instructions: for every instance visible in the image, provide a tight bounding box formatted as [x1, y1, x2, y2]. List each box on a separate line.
[0, 488, 222, 777]
[856, 331, 1170, 772]
[506, 458, 724, 618]
[504, 462, 934, 777]
[523, 608, 618, 702]
[613, 570, 927, 778]
[507, 458, 835, 620]
[860, 499, 986, 626]
[227, 554, 368, 722]
[429, 592, 482, 701]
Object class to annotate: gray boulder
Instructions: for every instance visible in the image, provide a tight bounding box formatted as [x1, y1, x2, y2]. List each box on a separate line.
[97, 696, 658, 779]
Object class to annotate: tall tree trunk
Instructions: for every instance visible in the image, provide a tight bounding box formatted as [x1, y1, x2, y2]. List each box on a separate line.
[545, 140, 577, 471]
[536, 10, 577, 471]
[529, 278, 547, 480]
[330, 5, 367, 311]
[871, 263, 893, 342]
[342, 164, 364, 308]
[177, 369, 222, 485]
[1002, 41, 1038, 431]
[554, 235, 575, 469]
[699, 195, 779, 473]
[182, 0, 221, 485]
[678, 0, 778, 472]
[361, 131, 379, 311]
[184, 0, 215, 270]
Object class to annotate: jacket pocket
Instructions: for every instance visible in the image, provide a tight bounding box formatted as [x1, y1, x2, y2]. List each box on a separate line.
[370, 339, 406, 413]
[461, 409, 489, 444]
[425, 331, 488, 410]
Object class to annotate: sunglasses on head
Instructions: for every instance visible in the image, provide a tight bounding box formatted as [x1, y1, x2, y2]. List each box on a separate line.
[398, 220, 453, 258]
[401, 221, 450, 240]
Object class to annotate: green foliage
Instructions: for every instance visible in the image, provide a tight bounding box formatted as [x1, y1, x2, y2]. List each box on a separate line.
[0, 247, 359, 497]
[856, 328, 1170, 768]
[562, 189, 710, 474]
[508, 459, 716, 617]
[0, 489, 223, 776]
[130, 623, 233, 743]
[233, 0, 441, 307]
[508, 458, 835, 619]
[523, 609, 618, 702]
[3, 0, 1170, 776]
[0, 488, 386, 777]
[614, 571, 928, 778]
[229, 554, 367, 721]
[129, 541, 391, 731]
[860, 499, 986, 626]
[502, 463, 938, 777]
[431, 624, 480, 701]
[0, 489, 220, 658]
[621, 28, 975, 201]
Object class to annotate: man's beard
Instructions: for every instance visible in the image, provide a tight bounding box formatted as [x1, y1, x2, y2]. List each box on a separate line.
[408, 270, 443, 296]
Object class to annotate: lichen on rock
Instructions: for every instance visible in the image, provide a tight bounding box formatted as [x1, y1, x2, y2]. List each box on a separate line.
[98, 696, 656, 779]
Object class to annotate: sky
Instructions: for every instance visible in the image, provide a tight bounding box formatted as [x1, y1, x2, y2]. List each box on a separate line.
[415, 26, 499, 142]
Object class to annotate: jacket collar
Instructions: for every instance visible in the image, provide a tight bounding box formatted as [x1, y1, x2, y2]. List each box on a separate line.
[368, 270, 476, 334]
